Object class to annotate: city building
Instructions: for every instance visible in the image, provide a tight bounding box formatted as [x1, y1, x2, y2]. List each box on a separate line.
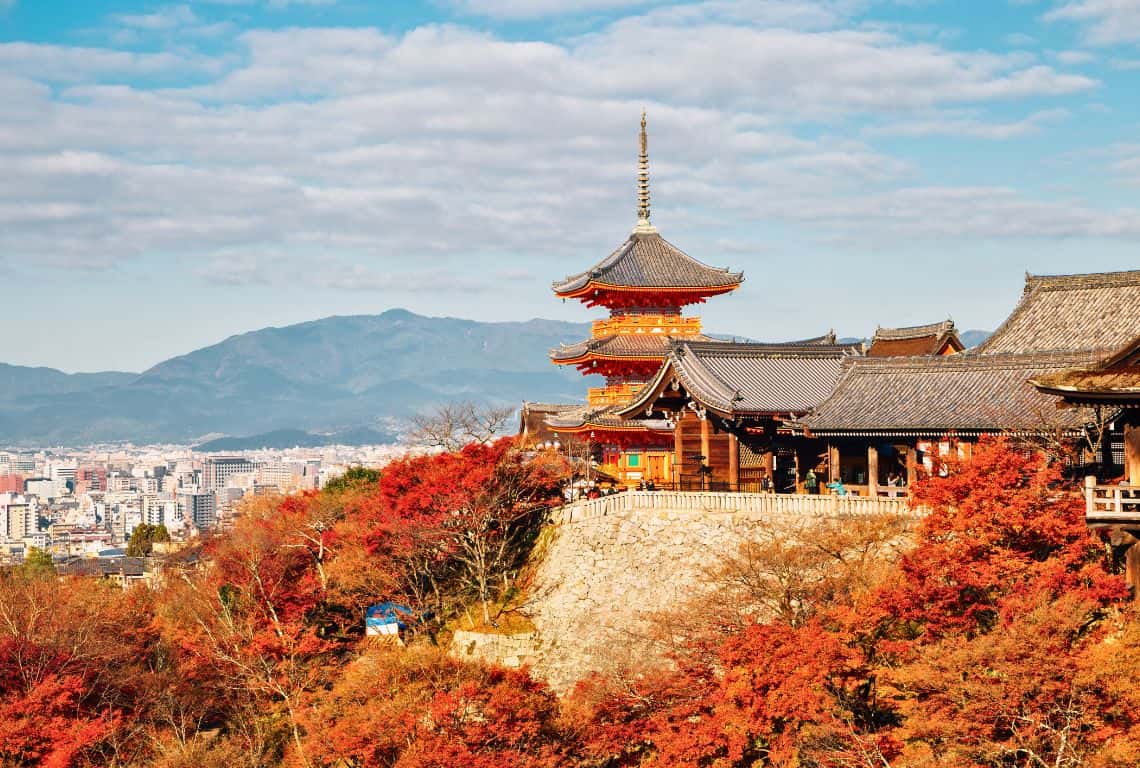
[179, 491, 217, 529]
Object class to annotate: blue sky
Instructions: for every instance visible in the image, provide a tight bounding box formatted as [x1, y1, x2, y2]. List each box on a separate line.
[2, 0, 1139, 372]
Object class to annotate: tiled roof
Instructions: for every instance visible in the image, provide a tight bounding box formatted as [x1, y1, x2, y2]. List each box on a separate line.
[618, 338, 862, 417]
[1031, 336, 1140, 403]
[544, 404, 672, 432]
[975, 270, 1140, 355]
[867, 319, 963, 357]
[800, 351, 1100, 436]
[873, 320, 956, 341]
[550, 333, 714, 362]
[552, 232, 744, 294]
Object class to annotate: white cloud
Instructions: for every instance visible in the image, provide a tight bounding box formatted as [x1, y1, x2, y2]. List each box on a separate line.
[1044, 0, 1140, 45]
[868, 108, 1071, 140]
[444, 0, 652, 18]
[0, 6, 1125, 288]
[115, 4, 198, 30]
[1055, 49, 1094, 64]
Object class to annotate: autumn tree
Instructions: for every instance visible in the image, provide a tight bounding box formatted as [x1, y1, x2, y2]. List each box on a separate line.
[127, 523, 171, 557]
[301, 645, 574, 768]
[409, 400, 516, 452]
[340, 440, 567, 629]
[162, 493, 348, 768]
[0, 575, 161, 767]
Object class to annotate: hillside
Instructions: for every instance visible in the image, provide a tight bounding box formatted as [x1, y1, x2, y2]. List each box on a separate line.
[0, 310, 596, 446]
[0, 364, 135, 402]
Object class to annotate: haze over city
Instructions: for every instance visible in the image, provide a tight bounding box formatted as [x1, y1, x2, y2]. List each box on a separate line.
[3, 0, 1140, 373]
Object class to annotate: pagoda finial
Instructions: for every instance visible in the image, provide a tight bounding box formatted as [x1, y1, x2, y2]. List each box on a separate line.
[634, 109, 656, 234]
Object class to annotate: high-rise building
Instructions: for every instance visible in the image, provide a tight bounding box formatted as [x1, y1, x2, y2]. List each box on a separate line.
[76, 467, 107, 494]
[203, 457, 260, 491]
[1, 502, 34, 541]
[179, 491, 217, 529]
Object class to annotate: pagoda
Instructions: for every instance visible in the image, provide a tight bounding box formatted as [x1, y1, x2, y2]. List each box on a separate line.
[545, 112, 744, 486]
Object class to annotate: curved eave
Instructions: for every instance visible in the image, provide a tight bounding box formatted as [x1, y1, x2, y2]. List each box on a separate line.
[553, 280, 742, 301]
[805, 427, 1092, 438]
[1031, 383, 1140, 403]
[549, 351, 667, 367]
[615, 360, 677, 417]
[548, 421, 674, 436]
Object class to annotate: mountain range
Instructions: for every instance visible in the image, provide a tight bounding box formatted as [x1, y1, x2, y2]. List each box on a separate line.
[0, 310, 991, 448]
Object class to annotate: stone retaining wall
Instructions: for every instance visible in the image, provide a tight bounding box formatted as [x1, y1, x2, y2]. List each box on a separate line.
[519, 493, 917, 693]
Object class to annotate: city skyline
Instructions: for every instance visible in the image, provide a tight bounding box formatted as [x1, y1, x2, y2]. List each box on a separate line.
[3, 0, 1140, 372]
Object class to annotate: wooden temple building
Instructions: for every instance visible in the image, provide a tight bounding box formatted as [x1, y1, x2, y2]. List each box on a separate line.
[866, 320, 963, 357]
[798, 269, 1140, 494]
[530, 113, 744, 485]
[614, 337, 862, 491]
[518, 114, 1140, 498]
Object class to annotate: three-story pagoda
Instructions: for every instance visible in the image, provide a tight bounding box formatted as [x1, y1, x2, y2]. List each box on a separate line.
[546, 113, 744, 485]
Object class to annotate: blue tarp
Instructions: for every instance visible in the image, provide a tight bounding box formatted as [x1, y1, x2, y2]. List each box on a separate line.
[366, 602, 415, 630]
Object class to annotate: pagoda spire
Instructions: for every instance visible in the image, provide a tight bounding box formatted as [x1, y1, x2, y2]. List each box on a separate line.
[634, 109, 656, 234]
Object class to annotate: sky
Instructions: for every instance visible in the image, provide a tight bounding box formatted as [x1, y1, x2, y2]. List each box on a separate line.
[2, 0, 1139, 373]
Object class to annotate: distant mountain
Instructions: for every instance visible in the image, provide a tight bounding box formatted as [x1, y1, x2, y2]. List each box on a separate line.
[0, 364, 136, 402]
[960, 329, 993, 348]
[0, 314, 996, 448]
[0, 310, 597, 446]
[194, 427, 399, 452]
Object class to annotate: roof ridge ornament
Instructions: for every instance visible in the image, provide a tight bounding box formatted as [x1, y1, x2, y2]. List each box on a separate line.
[633, 109, 657, 234]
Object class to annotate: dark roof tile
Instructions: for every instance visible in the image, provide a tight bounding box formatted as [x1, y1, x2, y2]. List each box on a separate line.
[801, 351, 1100, 435]
[552, 232, 743, 294]
[975, 270, 1140, 355]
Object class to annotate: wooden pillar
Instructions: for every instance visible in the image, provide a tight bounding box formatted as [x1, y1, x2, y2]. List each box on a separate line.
[905, 445, 917, 487]
[700, 416, 711, 490]
[673, 417, 684, 490]
[1125, 423, 1140, 486]
[867, 445, 879, 497]
[828, 444, 840, 483]
[728, 433, 739, 490]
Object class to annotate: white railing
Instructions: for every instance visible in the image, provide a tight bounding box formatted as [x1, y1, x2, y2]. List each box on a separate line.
[1085, 478, 1140, 524]
[551, 491, 915, 525]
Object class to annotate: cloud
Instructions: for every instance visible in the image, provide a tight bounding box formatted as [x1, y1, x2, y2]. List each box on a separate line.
[194, 251, 274, 285]
[444, 0, 652, 18]
[114, 4, 198, 30]
[762, 185, 1140, 241]
[0, 42, 218, 82]
[1044, 0, 1140, 45]
[868, 108, 1071, 140]
[0, 5, 1123, 287]
[1054, 49, 1094, 64]
[315, 263, 492, 293]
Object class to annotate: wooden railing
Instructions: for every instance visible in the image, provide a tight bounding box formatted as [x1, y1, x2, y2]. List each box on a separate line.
[551, 491, 915, 525]
[1085, 477, 1140, 524]
[586, 383, 644, 407]
[591, 315, 702, 338]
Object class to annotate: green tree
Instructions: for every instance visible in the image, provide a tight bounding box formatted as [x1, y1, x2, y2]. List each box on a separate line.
[19, 547, 55, 578]
[323, 465, 381, 495]
[126, 523, 171, 557]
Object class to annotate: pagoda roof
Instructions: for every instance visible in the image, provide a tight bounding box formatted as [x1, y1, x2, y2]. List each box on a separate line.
[550, 332, 716, 363]
[798, 350, 1100, 437]
[1031, 336, 1140, 405]
[975, 269, 1140, 355]
[543, 404, 673, 435]
[618, 337, 861, 418]
[867, 319, 964, 357]
[552, 231, 744, 297]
